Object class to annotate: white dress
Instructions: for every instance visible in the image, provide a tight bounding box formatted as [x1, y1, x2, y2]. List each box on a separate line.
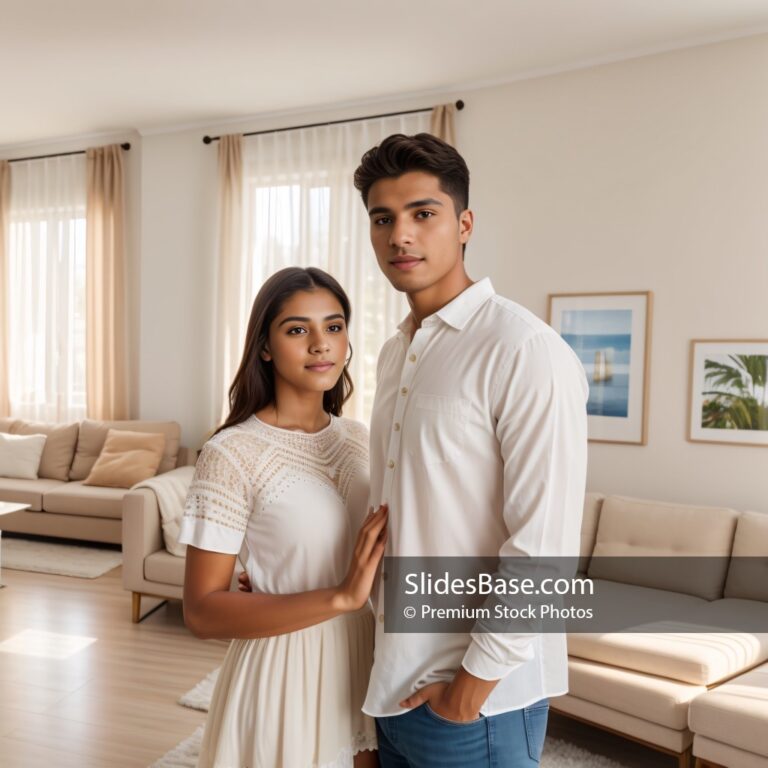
[178, 414, 378, 768]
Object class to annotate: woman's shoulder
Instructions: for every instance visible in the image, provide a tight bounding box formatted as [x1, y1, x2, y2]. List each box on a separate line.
[202, 417, 271, 461]
[335, 416, 369, 442]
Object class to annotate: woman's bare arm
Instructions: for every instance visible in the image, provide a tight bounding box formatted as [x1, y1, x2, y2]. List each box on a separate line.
[183, 505, 387, 639]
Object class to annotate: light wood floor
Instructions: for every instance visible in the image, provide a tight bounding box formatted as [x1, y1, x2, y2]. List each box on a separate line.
[0, 563, 228, 767]
[0, 561, 678, 768]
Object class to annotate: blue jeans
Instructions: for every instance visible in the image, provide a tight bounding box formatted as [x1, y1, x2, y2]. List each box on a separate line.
[375, 699, 549, 767]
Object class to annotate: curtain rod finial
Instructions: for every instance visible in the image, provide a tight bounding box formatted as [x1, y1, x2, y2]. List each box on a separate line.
[121, 142, 131, 151]
[455, 100, 464, 110]
[203, 135, 213, 145]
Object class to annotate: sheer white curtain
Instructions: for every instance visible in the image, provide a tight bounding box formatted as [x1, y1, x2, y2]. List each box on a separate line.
[7, 156, 87, 422]
[227, 112, 429, 423]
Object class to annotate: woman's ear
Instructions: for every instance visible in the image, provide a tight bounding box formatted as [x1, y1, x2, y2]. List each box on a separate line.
[260, 345, 272, 362]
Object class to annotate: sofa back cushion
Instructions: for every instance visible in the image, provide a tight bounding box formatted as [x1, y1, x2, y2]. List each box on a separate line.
[579, 493, 604, 572]
[7, 420, 79, 481]
[69, 420, 180, 480]
[587, 495, 739, 600]
[724, 511, 768, 601]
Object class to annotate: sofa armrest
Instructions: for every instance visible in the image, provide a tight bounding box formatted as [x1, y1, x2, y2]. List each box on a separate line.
[122, 488, 164, 592]
[175, 445, 197, 467]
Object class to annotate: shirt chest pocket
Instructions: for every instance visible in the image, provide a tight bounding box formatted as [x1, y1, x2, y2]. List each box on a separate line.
[405, 393, 471, 467]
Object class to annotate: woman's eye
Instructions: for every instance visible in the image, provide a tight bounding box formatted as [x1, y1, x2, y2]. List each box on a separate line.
[328, 324, 343, 332]
[287, 327, 307, 335]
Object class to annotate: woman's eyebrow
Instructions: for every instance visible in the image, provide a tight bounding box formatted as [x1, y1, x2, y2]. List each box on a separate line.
[278, 313, 344, 327]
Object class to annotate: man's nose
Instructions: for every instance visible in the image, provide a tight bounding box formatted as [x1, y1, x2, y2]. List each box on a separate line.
[389, 218, 414, 248]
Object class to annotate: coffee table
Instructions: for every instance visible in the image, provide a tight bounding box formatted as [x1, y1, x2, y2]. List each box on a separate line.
[0, 502, 30, 587]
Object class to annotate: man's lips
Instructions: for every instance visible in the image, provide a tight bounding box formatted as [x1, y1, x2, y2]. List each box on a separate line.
[390, 255, 423, 271]
[305, 362, 335, 372]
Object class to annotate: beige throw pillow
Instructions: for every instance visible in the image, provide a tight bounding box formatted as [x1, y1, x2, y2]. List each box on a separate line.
[83, 429, 166, 489]
[0, 433, 47, 479]
[70, 420, 180, 480]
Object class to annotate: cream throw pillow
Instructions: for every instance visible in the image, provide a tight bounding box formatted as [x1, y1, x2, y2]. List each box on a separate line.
[0, 433, 47, 479]
[83, 429, 166, 488]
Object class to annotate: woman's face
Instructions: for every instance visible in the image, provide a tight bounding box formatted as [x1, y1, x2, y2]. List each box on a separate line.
[263, 288, 349, 396]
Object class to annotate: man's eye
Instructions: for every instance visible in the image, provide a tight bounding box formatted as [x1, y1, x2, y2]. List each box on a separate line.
[374, 217, 391, 225]
[416, 210, 434, 219]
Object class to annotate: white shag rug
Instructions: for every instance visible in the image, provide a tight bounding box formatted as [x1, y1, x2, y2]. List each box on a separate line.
[0, 535, 122, 578]
[155, 669, 633, 768]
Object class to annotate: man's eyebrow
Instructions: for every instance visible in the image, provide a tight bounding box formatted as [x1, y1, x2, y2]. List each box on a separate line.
[278, 314, 345, 327]
[367, 198, 444, 217]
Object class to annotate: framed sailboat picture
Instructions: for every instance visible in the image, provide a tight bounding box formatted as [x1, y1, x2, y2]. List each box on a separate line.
[548, 291, 653, 444]
[688, 340, 768, 447]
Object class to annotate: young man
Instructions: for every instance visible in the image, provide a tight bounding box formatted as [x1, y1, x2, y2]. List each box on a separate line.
[353, 134, 589, 767]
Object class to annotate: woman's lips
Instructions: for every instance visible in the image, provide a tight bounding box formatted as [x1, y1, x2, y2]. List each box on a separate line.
[306, 362, 335, 372]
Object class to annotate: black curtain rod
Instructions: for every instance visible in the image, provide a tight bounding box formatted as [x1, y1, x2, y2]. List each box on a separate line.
[203, 100, 464, 144]
[7, 142, 131, 164]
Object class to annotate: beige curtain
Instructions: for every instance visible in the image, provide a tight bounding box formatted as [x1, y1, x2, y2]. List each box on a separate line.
[86, 145, 129, 420]
[212, 134, 244, 428]
[430, 103, 456, 145]
[0, 161, 10, 417]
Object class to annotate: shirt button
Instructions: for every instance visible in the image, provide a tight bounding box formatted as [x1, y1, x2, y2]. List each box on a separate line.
[393, 422, 401, 431]
[409, 354, 417, 362]
[387, 459, 395, 469]
[401, 387, 408, 396]
[378, 613, 385, 623]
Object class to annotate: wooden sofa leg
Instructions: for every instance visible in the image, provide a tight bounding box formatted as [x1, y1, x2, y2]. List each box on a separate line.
[132, 592, 142, 623]
[678, 747, 693, 768]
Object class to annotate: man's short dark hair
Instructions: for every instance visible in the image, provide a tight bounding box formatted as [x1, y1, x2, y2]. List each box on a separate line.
[353, 133, 469, 216]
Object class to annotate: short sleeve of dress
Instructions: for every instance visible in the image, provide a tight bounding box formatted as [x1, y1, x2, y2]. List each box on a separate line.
[177, 440, 252, 554]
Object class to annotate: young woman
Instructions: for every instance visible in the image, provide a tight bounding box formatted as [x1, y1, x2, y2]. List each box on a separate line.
[179, 267, 386, 768]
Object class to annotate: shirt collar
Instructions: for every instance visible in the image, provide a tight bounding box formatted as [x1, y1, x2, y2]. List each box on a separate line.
[396, 278, 495, 336]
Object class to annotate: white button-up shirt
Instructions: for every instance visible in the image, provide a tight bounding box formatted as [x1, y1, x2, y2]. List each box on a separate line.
[362, 278, 589, 717]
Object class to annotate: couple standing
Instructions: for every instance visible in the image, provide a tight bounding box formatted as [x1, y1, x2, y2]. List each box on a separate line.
[178, 133, 589, 767]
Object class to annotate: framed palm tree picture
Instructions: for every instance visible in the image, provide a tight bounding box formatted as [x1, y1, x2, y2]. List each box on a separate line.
[689, 340, 768, 447]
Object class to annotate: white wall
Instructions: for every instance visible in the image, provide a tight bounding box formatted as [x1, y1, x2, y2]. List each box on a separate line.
[460, 35, 768, 513]
[5, 33, 768, 513]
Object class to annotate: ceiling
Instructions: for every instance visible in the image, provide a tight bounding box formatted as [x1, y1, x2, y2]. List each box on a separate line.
[2, 0, 768, 148]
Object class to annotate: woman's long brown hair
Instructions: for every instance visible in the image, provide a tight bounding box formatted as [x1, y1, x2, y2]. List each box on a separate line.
[214, 267, 354, 437]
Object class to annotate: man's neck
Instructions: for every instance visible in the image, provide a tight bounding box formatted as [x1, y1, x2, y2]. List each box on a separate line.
[407, 271, 474, 330]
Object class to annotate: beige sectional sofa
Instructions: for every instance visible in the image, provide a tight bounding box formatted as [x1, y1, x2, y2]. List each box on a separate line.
[0, 418, 193, 544]
[554, 494, 768, 768]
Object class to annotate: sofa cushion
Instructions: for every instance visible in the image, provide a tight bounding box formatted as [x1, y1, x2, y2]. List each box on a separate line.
[69, 420, 180, 480]
[568, 620, 768, 686]
[0, 418, 20, 432]
[579, 492, 604, 572]
[689, 661, 768, 758]
[0, 433, 47, 479]
[693, 736, 768, 768]
[588, 495, 738, 599]
[566, 657, 705, 730]
[567, 578, 708, 633]
[42, 481, 127, 519]
[83, 430, 165, 488]
[9, 420, 79, 481]
[724, 511, 768, 602]
[144, 550, 186, 586]
[0, 477, 67, 511]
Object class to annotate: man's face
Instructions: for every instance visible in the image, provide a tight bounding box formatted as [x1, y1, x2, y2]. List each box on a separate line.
[366, 171, 473, 297]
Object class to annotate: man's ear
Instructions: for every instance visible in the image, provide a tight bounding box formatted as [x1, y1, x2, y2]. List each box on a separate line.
[459, 209, 474, 244]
